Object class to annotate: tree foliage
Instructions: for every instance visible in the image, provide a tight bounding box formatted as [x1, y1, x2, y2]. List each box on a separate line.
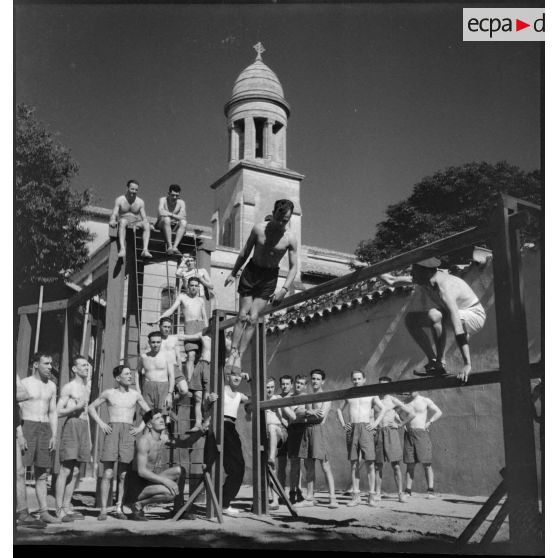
[355, 161, 541, 265]
[15, 103, 93, 289]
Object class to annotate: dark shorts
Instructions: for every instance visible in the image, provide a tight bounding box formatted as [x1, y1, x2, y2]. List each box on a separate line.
[59, 417, 91, 463]
[184, 320, 205, 352]
[298, 423, 327, 460]
[100, 422, 135, 464]
[21, 421, 52, 469]
[155, 216, 184, 231]
[237, 259, 279, 300]
[190, 360, 210, 392]
[375, 426, 403, 463]
[123, 470, 153, 506]
[346, 422, 375, 461]
[403, 428, 433, 464]
[287, 424, 305, 458]
[143, 379, 169, 410]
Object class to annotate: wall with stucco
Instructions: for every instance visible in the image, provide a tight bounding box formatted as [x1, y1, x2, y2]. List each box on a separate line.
[234, 248, 541, 496]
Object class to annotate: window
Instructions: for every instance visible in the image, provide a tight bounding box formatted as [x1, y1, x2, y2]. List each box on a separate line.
[161, 287, 175, 314]
[255, 118, 265, 158]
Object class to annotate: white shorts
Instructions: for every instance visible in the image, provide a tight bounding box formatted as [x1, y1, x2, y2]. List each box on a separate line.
[459, 304, 486, 335]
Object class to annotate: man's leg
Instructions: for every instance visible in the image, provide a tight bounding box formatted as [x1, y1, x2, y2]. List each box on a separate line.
[392, 461, 407, 502]
[140, 221, 152, 257]
[321, 459, 338, 507]
[176, 377, 189, 396]
[405, 311, 437, 364]
[192, 391, 203, 430]
[55, 460, 77, 521]
[172, 219, 188, 252]
[429, 309, 448, 365]
[116, 462, 131, 511]
[35, 466, 60, 523]
[424, 463, 435, 498]
[347, 459, 360, 506]
[374, 462, 383, 500]
[159, 216, 173, 251]
[222, 425, 245, 510]
[268, 427, 279, 464]
[118, 219, 127, 258]
[405, 462, 416, 496]
[99, 461, 115, 519]
[226, 296, 253, 371]
[186, 350, 196, 383]
[289, 458, 300, 493]
[277, 455, 287, 489]
[62, 463, 83, 518]
[237, 298, 268, 360]
[365, 460, 376, 506]
[304, 458, 316, 501]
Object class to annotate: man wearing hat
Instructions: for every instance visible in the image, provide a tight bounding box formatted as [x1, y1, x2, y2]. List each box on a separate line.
[379, 257, 485, 382]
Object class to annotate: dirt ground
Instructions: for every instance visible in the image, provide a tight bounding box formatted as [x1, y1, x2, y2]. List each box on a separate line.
[14, 484, 542, 554]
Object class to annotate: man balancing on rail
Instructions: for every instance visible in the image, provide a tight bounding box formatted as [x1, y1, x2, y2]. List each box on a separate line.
[223, 199, 298, 376]
[379, 257, 486, 382]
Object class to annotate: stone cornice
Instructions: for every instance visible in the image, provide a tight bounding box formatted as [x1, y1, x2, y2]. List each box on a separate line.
[209, 161, 305, 190]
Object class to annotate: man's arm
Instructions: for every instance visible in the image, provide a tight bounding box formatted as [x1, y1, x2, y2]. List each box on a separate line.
[16, 375, 30, 403]
[159, 295, 183, 321]
[198, 268, 214, 291]
[425, 399, 443, 430]
[271, 235, 299, 306]
[224, 227, 257, 287]
[57, 384, 83, 418]
[392, 397, 416, 427]
[336, 400, 352, 431]
[138, 199, 148, 222]
[165, 359, 174, 408]
[369, 398, 386, 430]
[88, 391, 113, 434]
[109, 197, 121, 227]
[158, 197, 171, 218]
[135, 359, 144, 394]
[201, 301, 208, 328]
[48, 384, 58, 450]
[135, 436, 178, 494]
[129, 393, 150, 436]
[174, 200, 187, 221]
[378, 273, 413, 287]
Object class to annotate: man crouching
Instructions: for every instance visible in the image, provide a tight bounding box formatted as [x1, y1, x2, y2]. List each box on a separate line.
[122, 409, 185, 520]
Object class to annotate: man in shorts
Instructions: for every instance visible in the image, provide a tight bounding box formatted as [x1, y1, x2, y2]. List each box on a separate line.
[123, 409, 186, 520]
[89, 364, 151, 520]
[158, 317, 188, 397]
[274, 375, 293, 490]
[18, 352, 60, 523]
[159, 276, 208, 386]
[293, 369, 338, 509]
[156, 184, 187, 256]
[175, 253, 215, 303]
[55, 355, 92, 522]
[380, 257, 486, 382]
[109, 179, 152, 259]
[138, 331, 174, 411]
[374, 377, 415, 503]
[403, 391, 443, 499]
[337, 370, 386, 507]
[264, 377, 288, 510]
[224, 199, 298, 375]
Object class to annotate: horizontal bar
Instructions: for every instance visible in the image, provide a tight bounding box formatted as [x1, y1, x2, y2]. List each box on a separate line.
[260, 363, 542, 410]
[218, 225, 491, 330]
[18, 298, 68, 315]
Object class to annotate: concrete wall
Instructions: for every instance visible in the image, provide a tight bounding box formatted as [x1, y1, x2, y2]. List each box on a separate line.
[234, 248, 541, 496]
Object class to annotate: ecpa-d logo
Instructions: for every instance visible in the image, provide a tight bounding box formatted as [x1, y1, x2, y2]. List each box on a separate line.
[463, 8, 544, 41]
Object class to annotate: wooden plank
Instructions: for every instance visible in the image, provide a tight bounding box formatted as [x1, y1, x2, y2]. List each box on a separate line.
[16, 314, 32, 376]
[260, 365, 542, 411]
[18, 299, 68, 315]
[67, 272, 108, 308]
[480, 498, 510, 545]
[216, 224, 492, 330]
[59, 308, 72, 388]
[491, 197, 541, 547]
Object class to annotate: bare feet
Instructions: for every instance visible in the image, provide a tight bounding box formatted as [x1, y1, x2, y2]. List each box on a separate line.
[141, 250, 152, 259]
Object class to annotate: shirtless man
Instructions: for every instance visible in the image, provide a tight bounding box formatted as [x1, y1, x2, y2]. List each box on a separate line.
[374, 376, 415, 503]
[175, 253, 215, 302]
[159, 277, 208, 385]
[156, 184, 187, 256]
[275, 375, 293, 491]
[264, 377, 287, 510]
[293, 369, 338, 509]
[122, 409, 186, 520]
[88, 364, 151, 520]
[18, 352, 59, 523]
[16, 373, 47, 528]
[158, 318, 188, 397]
[137, 331, 174, 411]
[224, 199, 298, 375]
[337, 370, 386, 507]
[55, 355, 92, 522]
[108, 179, 152, 259]
[403, 391, 443, 499]
[380, 257, 486, 381]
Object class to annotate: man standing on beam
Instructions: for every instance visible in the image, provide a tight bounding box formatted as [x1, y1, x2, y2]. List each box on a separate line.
[379, 257, 486, 382]
[224, 199, 298, 376]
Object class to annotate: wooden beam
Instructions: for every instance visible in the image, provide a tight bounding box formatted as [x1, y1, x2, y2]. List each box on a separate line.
[217, 224, 492, 330]
[16, 314, 32, 377]
[491, 197, 541, 548]
[18, 299, 68, 315]
[67, 272, 108, 308]
[260, 365, 542, 411]
[59, 308, 73, 387]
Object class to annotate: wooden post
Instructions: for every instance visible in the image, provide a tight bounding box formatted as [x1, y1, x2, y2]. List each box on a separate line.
[491, 197, 541, 547]
[34, 285, 44, 353]
[59, 307, 74, 388]
[208, 310, 226, 518]
[251, 318, 267, 515]
[16, 314, 32, 377]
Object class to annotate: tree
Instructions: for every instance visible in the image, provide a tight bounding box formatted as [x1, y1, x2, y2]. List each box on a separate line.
[15, 103, 93, 291]
[355, 161, 541, 265]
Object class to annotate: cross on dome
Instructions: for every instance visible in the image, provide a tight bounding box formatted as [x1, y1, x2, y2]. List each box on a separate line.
[253, 41, 265, 60]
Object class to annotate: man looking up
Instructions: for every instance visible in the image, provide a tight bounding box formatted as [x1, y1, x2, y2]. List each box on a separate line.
[88, 364, 151, 520]
[109, 179, 152, 259]
[156, 184, 187, 256]
[224, 199, 298, 376]
[55, 355, 92, 522]
[19, 352, 59, 524]
[379, 258, 485, 382]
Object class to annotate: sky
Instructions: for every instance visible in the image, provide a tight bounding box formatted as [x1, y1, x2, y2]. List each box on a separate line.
[15, 2, 541, 254]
